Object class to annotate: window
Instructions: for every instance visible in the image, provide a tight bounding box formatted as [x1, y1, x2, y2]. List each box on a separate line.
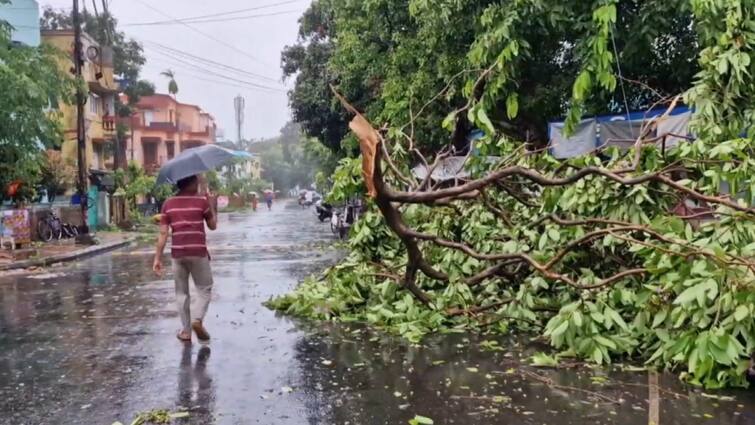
[144, 111, 154, 126]
[103, 95, 114, 116]
[88, 93, 100, 115]
[93, 143, 104, 170]
[166, 141, 175, 159]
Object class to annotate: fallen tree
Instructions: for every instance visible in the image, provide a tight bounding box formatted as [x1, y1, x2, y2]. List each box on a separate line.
[269, 0, 755, 389]
[269, 92, 755, 388]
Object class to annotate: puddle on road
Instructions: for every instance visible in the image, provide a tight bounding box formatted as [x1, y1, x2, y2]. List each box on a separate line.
[289, 323, 755, 425]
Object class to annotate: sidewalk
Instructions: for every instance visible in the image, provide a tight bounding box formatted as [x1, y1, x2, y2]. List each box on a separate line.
[0, 232, 137, 272]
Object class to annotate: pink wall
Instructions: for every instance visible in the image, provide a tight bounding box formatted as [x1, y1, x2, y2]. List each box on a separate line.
[127, 94, 216, 173]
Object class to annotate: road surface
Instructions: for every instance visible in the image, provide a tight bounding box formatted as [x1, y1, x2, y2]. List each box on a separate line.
[1, 201, 755, 424]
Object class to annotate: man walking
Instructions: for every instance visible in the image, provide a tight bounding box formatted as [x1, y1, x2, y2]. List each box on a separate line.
[153, 175, 217, 343]
[264, 190, 274, 210]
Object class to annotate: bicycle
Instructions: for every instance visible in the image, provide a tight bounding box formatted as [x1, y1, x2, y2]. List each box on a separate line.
[37, 210, 63, 242]
[37, 210, 80, 242]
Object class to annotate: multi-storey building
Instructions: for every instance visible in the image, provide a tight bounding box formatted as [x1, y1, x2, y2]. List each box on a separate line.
[42, 29, 118, 171]
[124, 94, 217, 174]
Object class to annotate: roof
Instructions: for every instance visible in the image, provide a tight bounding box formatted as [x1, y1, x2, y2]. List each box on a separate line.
[41, 29, 98, 46]
[131, 94, 215, 124]
[136, 94, 202, 111]
[412, 156, 499, 182]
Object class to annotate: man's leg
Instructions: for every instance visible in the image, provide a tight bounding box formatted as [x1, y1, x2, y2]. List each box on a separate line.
[173, 258, 192, 336]
[189, 256, 214, 339]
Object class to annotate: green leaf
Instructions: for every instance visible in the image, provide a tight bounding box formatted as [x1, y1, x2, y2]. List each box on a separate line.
[551, 320, 569, 337]
[592, 346, 604, 364]
[538, 232, 549, 250]
[531, 352, 559, 367]
[572, 71, 592, 101]
[691, 260, 708, 276]
[604, 307, 628, 331]
[442, 111, 457, 131]
[734, 305, 749, 322]
[409, 415, 434, 425]
[674, 282, 710, 306]
[652, 309, 668, 328]
[547, 228, 560, 242]
[572, 311, 583, 327]
[506, 93, 519, 119]
[594, 335, 617, 350]
[476, 107, 495, 135]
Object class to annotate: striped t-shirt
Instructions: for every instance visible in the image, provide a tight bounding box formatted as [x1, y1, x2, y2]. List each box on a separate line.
[160, 196, 211, 258]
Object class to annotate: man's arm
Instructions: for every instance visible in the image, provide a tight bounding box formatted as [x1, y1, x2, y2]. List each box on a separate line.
[153, 224, 169, 276]
[205, 196, 218, 230]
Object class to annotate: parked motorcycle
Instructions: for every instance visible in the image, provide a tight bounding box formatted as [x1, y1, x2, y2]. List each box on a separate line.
[315, 201, 333, 222]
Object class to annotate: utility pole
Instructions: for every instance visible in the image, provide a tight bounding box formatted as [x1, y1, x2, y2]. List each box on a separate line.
[73, 0, 90, 236]
[234, 95, 245, 144]
[130, 114, 135, 162]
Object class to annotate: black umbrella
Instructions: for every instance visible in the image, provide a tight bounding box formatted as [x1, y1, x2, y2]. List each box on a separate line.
[156, 145, 252, 185]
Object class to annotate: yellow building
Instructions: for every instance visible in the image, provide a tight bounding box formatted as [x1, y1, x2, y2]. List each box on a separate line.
[42, 30, 118, 172]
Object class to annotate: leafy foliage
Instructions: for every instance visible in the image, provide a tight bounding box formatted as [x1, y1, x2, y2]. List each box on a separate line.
[271, 135, 755, 388]
[160, 69, 179, 97]
[114, 163, 173, 218]
[0, 25, 75, 203]
[247, 122, 336, 192]
[271, 0, 755, 389]
[281, 1, 350, 153]
[40, 150, 75, 197]
[285, 0, 699, 155]
[40, 6, 155, 115]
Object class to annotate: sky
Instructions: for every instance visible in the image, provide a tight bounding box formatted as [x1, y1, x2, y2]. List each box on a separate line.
[38, 0, 311, 140]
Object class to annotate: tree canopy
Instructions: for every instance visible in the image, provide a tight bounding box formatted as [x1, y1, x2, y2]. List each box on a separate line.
[0, 12, 75, 202]
[284, 0, 699, 153]
[40, 6, 155, 111]
[245, 122, 336, 192]
[160, 69, 179, 98]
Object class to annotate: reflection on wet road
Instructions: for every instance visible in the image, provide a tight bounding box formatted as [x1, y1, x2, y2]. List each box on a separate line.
[1, 202, 755, 424]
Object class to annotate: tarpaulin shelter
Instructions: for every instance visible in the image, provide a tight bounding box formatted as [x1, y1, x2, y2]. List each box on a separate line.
[548, 107, 693, 159]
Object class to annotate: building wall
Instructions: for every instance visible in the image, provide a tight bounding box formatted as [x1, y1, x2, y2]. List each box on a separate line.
[126, 95, 217, 174]
[42, 30, 117, 172]
[0, 0, 40, 47]
[220, 158, 262, 182]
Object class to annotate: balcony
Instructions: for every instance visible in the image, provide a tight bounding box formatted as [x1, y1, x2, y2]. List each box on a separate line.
[87, 117, 116, 140]
[140, 121, 178, 132]
[103, 115, 116, 133]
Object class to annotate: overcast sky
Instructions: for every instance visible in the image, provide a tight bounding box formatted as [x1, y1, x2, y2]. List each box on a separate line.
[39, 0, 310, 140]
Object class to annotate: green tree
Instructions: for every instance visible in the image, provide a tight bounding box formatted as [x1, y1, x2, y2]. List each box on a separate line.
[0, 16, 75, 203]
[281, 1, 350, 153]
[251, 122, 335, 192]
[285, 0, 698, 154]
[160, 69, 179, 98]
[40, 7, 155, 115]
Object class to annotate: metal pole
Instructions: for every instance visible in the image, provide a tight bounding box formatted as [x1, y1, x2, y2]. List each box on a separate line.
[73, 0, 90, 235]
[130, 115, 135, 162]
[114, 128, 122, 169]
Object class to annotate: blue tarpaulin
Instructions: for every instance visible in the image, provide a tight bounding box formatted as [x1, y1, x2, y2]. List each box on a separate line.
[548, 107, 693, 159]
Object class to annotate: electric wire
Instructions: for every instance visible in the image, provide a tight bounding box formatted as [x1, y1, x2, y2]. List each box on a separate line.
[130, 0, 277, 71]
[123, 0, 304, 26]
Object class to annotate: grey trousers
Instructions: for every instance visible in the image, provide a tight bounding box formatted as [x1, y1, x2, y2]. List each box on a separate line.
[172, 256, 213, 333]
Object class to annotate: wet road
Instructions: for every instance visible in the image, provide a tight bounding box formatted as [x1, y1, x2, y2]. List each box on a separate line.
[2, 201, 755, 425]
